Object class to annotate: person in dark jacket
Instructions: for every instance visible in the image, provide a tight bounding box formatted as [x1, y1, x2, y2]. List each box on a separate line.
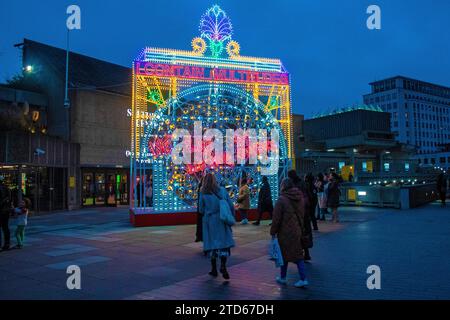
[270, 177, 308, 288]
[288, 170, 313, 261]
[437, 173, 447, 206]
[0, 177, 12, 251]
[315, 173, 327, 221]
[195, 176, 204, 242]
[237, 178, 250, 224]
[304, 173, 319, 231]
[327, 172, 341, 223]
[253, 176, 273, 226]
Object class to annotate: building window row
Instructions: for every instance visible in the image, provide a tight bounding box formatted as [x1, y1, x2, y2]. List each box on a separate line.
[419, 157, 450, 165]
[403, 80, 450, 99]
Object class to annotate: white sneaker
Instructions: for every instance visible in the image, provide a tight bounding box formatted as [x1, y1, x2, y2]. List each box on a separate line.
[276, 276, 287, 285]
[241, 219, 249, 225]
[294, 279, 309, 288]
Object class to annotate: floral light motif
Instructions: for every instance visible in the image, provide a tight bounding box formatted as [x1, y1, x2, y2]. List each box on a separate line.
[148, 134, 172, 157]
[199, 5, 233, 42]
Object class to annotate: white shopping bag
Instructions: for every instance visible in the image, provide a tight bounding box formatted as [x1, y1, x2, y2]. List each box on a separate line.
[268, 238, 284, 267]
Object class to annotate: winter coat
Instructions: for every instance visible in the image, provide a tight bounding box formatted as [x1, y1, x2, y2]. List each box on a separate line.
[257, 182, 273, 213]
[195, 185, 203, 242]
[327, 181, 341, 208]
[270, 187, 305, 262]
[237, 184, 250, 210]
[0, 184, 12, 216]
[293, 180, 313, 243]
[199, 187, 235, 252]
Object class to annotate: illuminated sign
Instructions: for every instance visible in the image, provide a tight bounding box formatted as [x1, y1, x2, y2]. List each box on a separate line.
[135, 62, 289, 85]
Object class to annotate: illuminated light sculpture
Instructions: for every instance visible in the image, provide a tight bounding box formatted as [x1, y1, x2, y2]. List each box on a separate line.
[226, 40, 240, 57]
[130, 5, 294, 223]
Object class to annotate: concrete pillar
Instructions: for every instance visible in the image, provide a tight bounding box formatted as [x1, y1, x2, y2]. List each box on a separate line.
[399, 188, 410, 210]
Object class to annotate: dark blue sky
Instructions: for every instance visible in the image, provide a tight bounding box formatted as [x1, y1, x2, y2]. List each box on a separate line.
[1, 0, 449, 117]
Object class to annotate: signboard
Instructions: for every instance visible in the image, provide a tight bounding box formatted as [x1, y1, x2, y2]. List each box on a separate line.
[135, 62, 289, 85]
[69, 176, 76, 188]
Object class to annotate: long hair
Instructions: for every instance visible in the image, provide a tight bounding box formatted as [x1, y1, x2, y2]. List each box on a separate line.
[23, 197, 31, 209]
[200, 173, 219, 194]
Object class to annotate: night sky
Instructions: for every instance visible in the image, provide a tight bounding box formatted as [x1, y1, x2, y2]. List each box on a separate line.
[1, 0, 449, 117]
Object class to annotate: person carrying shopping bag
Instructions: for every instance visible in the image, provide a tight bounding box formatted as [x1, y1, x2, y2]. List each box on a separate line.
[270, 178, 309, 288]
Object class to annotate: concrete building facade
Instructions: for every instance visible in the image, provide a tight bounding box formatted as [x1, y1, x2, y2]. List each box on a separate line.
[363, 76, 450, 170]
[7, 39, 133, 209]
[297, 107, 418, 182]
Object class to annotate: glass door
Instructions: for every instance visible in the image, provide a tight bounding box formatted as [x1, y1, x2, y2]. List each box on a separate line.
[105, 173, 116, 206]
[95, 173, 106, 206]
[82, 172, 95, 206]
[118, 173, 129, 205]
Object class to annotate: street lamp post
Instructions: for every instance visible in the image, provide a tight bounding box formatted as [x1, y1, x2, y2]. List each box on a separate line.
[64, 29, 71, 142]
[64, 29, 70, 109]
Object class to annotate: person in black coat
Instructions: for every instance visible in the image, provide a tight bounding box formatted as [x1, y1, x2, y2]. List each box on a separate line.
[253, 176, 273, 226]
[304, 173, 319, 231]
[327, 172, 341, 223]
[195, 176, 204, 242]
[437, 173, 447, 206]
[288, 170, 313, 261]
[0, 177, 12, 251]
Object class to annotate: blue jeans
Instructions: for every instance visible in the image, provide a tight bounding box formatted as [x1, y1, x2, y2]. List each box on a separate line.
[280, 260, 306, 280]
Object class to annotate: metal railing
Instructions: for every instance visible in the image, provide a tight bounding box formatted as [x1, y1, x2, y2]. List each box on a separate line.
[338, 183, 438, 209]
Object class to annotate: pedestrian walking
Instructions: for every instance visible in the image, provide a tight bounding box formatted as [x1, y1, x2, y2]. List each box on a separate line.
[327, 172, 341, 223]
[253, 176, 273, 226]
[305, 173, 319, 231]
[199, 173, 235, 280]
[270, 177, 308, 288]
[195, 176, 204, 242]
[288, 170, 313, 261]
[237, 178, 250, 225]
[437, 172, 447, 206]
[12, 198, 30, 249]
[0, 176, 12, 251]
[315, 173, 327, 221]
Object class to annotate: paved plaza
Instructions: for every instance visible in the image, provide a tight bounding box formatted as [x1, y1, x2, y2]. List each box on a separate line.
[0, 203, 449, 300]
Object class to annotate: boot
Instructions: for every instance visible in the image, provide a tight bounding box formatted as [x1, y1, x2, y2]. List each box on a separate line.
[209, 258, 218, 277]
[220, 257, 230, 280]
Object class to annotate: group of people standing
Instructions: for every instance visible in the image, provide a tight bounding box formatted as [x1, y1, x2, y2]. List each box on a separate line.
[0, 176, 30, 252]
[195, 170, 341, 287]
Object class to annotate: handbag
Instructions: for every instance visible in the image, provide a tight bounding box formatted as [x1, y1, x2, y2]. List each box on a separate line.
[213, 190, 236, 226]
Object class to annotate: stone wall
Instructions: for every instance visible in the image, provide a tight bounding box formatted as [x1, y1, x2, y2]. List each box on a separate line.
[71, 89, 131, 167]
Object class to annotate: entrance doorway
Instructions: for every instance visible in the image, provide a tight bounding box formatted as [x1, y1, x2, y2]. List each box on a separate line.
[81, 168, 129, 207]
